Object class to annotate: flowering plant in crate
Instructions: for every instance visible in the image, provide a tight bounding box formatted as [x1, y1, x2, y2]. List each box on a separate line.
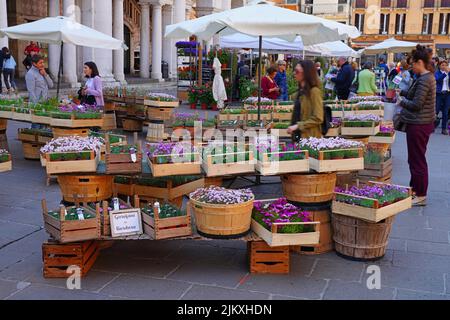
[0, 149, 11, 172]
[356, 100, 384, 110]
[342, 114, 382, 127]
[299, 137, 364, 160]
[146, 93, 177, 102]
[202, 141, 252, 164]
[47, 206, 97, 221]
[243, 97, 273, 107]
[332, 183, 412, 222]
[251, 198, 320, 247]
[51, 103, 102, 119]
[40, 136, 104, 161]
[376, 124, 395, 137]
[141, 203, 186, 219]
[364, 144, 391, 165]
[348, 96, 382, 104]
[0, 149, 10, 163]
[219, 108, 245, 115]
[190, 186, 254, 205]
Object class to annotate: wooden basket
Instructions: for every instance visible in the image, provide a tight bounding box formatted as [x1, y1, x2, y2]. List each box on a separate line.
[42, 240, 100, 278]
[309, 149, 364, 173]
[52, 127, 90, 138]
[256, 150, 309, 176]
[332, 213, 394, 261]
[0, 118, 7, 131]
[188, 197, 254, 238]
[290, 204, 334, 255]
[57, 175, 113, 203]
[140, 198, 192, 240]
[42, 200, 101, 243]
[282, 172, 337, 204]
[146, 122, 168, 142]
[45, 151, 99, 175]
[332, 182, 412, 223]
[248, 241, 289, 274]
[22, 142, 41, 160]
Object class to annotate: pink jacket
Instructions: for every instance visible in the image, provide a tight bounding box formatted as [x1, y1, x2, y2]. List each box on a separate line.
[85, 76, 105, 107]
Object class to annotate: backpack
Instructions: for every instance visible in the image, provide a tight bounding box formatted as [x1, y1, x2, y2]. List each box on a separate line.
[322, 105, 332, 135]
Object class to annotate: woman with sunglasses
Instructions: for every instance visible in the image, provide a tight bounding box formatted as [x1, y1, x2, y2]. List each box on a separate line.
[397, 45, 436, 207]
[287, 60, 324, 139]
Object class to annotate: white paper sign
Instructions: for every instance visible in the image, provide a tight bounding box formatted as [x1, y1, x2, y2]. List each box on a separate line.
[110, 209, 143, 237]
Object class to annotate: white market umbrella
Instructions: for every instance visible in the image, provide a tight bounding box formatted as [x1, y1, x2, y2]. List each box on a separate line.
[165, 1, 360, 119]
[362, 38, 418, 55]
[220, 33, 304, 52]
[212, 58, 227, 109]
[0, 16, 127, 98]
[309, 41, 361, 58]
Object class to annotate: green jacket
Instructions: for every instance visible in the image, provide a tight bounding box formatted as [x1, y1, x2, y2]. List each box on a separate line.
[297, 86, 324, 138]
[357, 69, 377, 95]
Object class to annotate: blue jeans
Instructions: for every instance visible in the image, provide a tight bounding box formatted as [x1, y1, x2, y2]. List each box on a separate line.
[436, 92, 450, 130]
[3, 69, 16, 90]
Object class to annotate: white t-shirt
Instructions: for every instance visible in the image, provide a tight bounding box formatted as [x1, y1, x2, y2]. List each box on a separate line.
[442, 72, 449, 92]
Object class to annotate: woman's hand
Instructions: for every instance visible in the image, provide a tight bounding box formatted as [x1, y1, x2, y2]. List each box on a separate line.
[287, 124, 298, 134]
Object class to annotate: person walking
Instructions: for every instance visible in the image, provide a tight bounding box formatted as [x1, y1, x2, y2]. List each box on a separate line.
[357, 62, 378, 96]
[274, 60, 288, 101]
[0, 47, 4, 94]
[2, 48, 17, 94]
[388, 62, 398, 81]
[25, 55, 54, 103]
[397, 45, 436, 206]
[331, 57, 355, 100]
[261, 66, 280, 100]
[435, 59, 450, 135]
[79, 62, 104, 108]
[287, 60, 324, 139]
[398, 59, 412, 92]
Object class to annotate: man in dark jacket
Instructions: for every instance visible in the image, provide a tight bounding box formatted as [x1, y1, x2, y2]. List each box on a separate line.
[0, 48, 4, 93]
[331, 57, 355, 100]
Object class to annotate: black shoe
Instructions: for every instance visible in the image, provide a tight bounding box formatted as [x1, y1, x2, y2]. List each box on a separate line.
[442, 129, 449, 135]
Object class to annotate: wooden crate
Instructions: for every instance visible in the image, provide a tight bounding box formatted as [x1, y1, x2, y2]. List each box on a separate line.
[12, 111, 32, 122]
[146, 122, 168, 142]
[251, 219, 320, 247]
[38, 135, 53, 144]
[270, 128, 290, 138]
[140, 198, 192, 240]
[248, 241, 290, 274]
[147, 107, 173, 122]
[341, 123, 380, 136]
[31, 114, 52, 125]
[325, 127, 341, 137]
[144, 99, 179, 108]
[103, 102, 115, 112]
[272, 112, 292, 121]
[309, 149, 364, 173]
[50, 116, 104, 128]
[45, 151, 99, 175]
[369, 133, 396, 144]
[255, 151, 309, 176]
[332, 109, 384, 118]
[22, 142, 41, 160]
[354, 174, 392, 186]
[359, 158, 393, 178]
[17, 129, 37, 142]
[134, 177, 204, 200]
[332, 182, 412, 223]
[52, 127, 90, 139]
[0, 157, 12, 172]
[246, 113, 273, 121]
[122, 117, 143, 132]
[42, 200, 101, 243]
[148, 152, 201, 177]
[102, 113, 117, 131]
[113, 180, 135, 197]
[202, 151, 255, 177]
[105, 152, 142, 174]
[0, 110, 13, 118]
[217, 113, 246, 121]
[42, 240, 99, 278]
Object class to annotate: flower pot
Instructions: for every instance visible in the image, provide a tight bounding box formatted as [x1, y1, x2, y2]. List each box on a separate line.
[222, 63, 228, 69]
[385, 89, 396, 100]
[201, 103, 208, 110]
[190, 103, 197, 109]
[211, 104, 218, 111]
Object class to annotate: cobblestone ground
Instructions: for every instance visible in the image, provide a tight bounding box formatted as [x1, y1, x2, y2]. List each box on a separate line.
[0, 114, 449, 300]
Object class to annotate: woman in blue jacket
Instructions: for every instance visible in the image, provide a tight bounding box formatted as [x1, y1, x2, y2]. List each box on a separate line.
[435, 60, 450, 135]
[2, 47, 17, 94]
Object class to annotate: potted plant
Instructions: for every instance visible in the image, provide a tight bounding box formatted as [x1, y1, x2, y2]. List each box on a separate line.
[251, 198, 320, 247]
[0, 149, 12, 172]
[202, 141, 255, 176]
[145, 93, 179, 108]
[189, 186, 255, 238]
[341, 114, 382, 136]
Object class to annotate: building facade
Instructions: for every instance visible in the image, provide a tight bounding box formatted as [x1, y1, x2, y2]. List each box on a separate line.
[299, 0, 352, 24]
[351, 0, 450, 58]
[0, 0, 232, 86]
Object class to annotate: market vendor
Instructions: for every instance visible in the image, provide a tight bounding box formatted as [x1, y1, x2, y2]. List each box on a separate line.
[274, 60, 288, 101]
[25, 54, 53, 104]
[288, 60, 324, 139]
[261, 66, 280, 100]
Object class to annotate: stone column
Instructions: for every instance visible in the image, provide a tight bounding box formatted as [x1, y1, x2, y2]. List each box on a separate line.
[81, 0, 95, 63]
[140, 2, 151, 78]
[162, 5, 174, 79]
[63, 0, 79, 87]
[94, 0, 115, 83]
[0, 0, 8, 49]
[171, 0, 186, 78]
[113, 0, 126, 83]
[151, 3, 163, 80]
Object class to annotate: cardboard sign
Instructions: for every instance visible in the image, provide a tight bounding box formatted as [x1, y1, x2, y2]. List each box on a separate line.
[110, 208, 143, 237]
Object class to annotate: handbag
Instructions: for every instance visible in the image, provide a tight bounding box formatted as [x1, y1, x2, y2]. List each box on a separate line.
[393, 113, 407, 132]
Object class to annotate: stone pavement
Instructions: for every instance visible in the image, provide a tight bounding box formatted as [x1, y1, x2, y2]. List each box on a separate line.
[0, 120, 449, 300]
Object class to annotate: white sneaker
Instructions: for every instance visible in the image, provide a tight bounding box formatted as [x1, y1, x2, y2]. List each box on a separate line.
[412, 196, 427, 207]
